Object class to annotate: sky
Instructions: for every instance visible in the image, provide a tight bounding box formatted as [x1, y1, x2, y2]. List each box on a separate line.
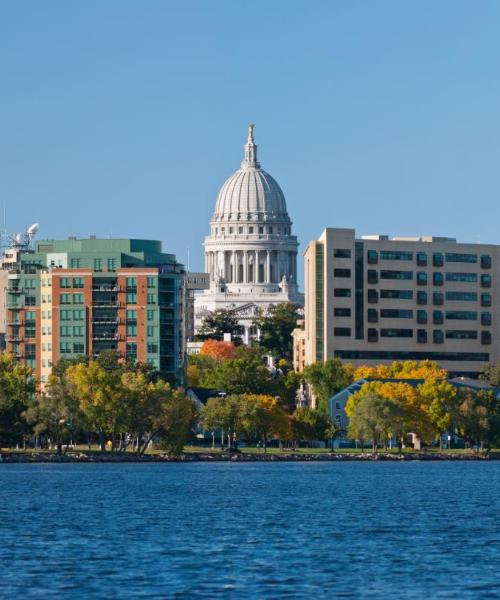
[2, 1, 500, 284]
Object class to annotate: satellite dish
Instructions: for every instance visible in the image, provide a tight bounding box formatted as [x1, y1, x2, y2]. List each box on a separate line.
[27, 223, 39, 236]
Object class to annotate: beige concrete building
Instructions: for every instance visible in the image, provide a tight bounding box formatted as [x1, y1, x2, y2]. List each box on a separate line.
[292, 319, 306, 373]
[304, 228, 498, 376]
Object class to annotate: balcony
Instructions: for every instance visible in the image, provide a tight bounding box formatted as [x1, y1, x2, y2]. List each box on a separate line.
[92, 333, 121, 341]
[92, 300, 120, 307]
[7, 287, 23, 294]
[93, 285, 119, 292]
[92, 318, 120, 324]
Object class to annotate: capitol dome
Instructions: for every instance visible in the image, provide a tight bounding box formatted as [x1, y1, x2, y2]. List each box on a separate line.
[212, 124, 291, 225]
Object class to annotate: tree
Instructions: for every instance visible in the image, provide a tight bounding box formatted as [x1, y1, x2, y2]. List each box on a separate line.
[252, 303, 301, 361]
[0, 352, 35, 447]
[480, 361, 500, 387]
[197, 309, 244, 342]
[200, 339, 236, 360]
[186, 353, 220, 388]
[353, 360, 447, 381]
[291, 407, 336, 448]
[240, 394, 288, 452]
[417, 378, 458, 449]
[201, 395, 244, 447]
[152, 390, 198, 457]
[456, 389, 500, 451]
[303, 358, 353, 413]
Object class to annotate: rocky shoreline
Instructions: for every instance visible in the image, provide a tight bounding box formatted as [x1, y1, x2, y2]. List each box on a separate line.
[0, 450, 497, 463]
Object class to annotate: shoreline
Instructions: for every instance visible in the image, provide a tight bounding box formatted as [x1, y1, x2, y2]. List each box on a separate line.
[1, 451, 498, 463]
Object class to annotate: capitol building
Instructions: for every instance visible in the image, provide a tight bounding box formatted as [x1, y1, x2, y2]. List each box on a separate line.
[194, 124, 302, 344]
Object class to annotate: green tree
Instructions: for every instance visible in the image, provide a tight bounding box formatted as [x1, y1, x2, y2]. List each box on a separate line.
[480, 361, 500, 387]
[417, 378, 458, 449]
[456, 389, 500, 451]
[252, 303, 301, 361]
[239, 394, 288, 453]
[197, 309, 244, 342]
[0, 352, 35, 447]
[151, 390, 198, 457]
[201, 394, 244, 447]
[303, 358, 353, 413]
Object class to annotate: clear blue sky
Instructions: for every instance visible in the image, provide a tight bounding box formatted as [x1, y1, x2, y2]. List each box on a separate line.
[2, 1, 500, 283]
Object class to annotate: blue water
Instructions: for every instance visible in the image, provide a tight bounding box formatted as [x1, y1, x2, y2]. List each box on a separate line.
[0, 462, 499, 599]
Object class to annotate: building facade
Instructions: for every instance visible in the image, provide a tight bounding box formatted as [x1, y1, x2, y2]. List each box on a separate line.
[5, 238, 184, 385]
[304, 228, 498, 376]
[194, 124, 302, 343]
[184, 272, 210, 343]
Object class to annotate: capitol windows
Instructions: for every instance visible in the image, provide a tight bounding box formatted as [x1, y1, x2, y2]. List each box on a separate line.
[221, 228, 225, 235]
[249, 227, 254, 234]
[238, 227, 243, 234]
[229, 227, 233, 234]
[269, 227, 273, 234]
[258, 226, 264, 234]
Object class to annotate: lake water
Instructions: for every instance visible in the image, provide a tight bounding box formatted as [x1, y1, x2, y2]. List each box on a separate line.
[1, 462, 499, 599]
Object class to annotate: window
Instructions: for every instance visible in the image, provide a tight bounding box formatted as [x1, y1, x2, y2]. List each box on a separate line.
[446, 330, 478, 340]
[334, 268, 351, 278]
[126, 277, 137, 289]
[334, 307, 351, 317]
[126, 343, 137, 360]
[73, 343, 84, 354]
[433, 292, 444, 305]
[60, 342, 72, 354]
[433, 272, 444, 286]
[445, 273, 477, 282]
[73, 277, 84, 288]
[380, 251, 413, 261]
[433, 253, 444, 267]
[334, 288, 351, 297]
[147, 276, 156, 288]
[417, 252, 427, 266]
[367, 250, 378, 264]
[70, 258, 80, 269]
[147, 293, 156, 305]
[380, 309, 413, 319]
[417, 310, 427, 324]
[481, 293, 492, 307]
[126, 309, 137, 321]
[147, 309, 155, 321]
[380, 270, 413, 280]
[147, 343, 158, 353]
[73, 326, 84, 337]
[481, 255, 492, 269]
[367, 289, 378, 303]
[258, 226, 263, 234]
[433, 330, 444, 344]
[482, 331, 492, 345]
[249, 227, 254, 234]
[60, 309, 71, 321]
[60, 277, 71, 288]
[94, 259, 102, 272]
[417, 329, 427, 344]
[334, 327, 351, 337]
[367, 270, 378, 284]
[445, 253, 477, 263]
[380, 329, 413, 338]
[73, 294, 84, 304]
[126, 324, 137, 337]
[60, 293, 71, 305]
[107, 258, 117, 271]
[238, 227, 243, 234]
[433, 311, 444, 325]
[25, 327, 36, 338]
[367, 309, 378, 323]
[367, 328, 378, 342]
[229, 227, 233, 234]
[60, 326, 71, 337]
[417, 272, 427, 285]
[73, 309, 85, 320]
[380, 289, 413, 300]
[481, 274, 492, 288]
[334, 249, 351, 258]
[446, 291, 478, 302]
[25, 296, 36, 306]
[446, 311, 477, 321]
[126, 292, 137, 304]
[147, 325, 156, 337]
[481, 312, 492, 326]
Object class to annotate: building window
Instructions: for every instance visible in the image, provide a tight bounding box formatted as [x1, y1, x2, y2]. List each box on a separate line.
[73, 343, 84, 354]
[334, 327, 351, 336]
[433, 330, 444, 344]
[367, 309, 378, 323]
[73, 277, 84, 288]
[433, 272, 444, 286]
[417, 252, 427, 267]
[25, 296, 36, 306]
[367, 289, 378, 304]
[481, 312, 492, 326]
[433, 253, 444, 267]
[126, 277, 137, 289]
[380, 270, 413, 280]
[147, 276, 156, 288]
[433, 292, 444, 305]
[147, 343, 158, 353]
[481, 293, 492, 307]
[60, 293, 71, 305]
[367, 270, 378, 284]
[94, 259, 102, 272]
[126, 309, 137, 321]
[60, 277, 71, 288]
[367, 328, 378, 342]
[60, 342, 72, 354]
[334, 268, 351, 278]
[380, 329, 413, 338]
[380, 309, 413, 319]
[334, 249, 351, 258]
[60, 309, 71, 320]
[445, 253, 477, 264]
[417, 329, 427, 344]
[147, 309, 155, 321]
[380, 251, 413, 261]
[249, 226, 254, 234]
[107, 258, 117, 271]
[73, 326, 84, 337]
[481, 255, 492, 269]
[73, 294, 84, 304]
[417, 291, 427, 305]
[126, 324, 137, 337]
[126, 292, 137, 304]
[334, 307, 351, 317]
[446, 311, 477, 321]
[381, 289, 413, 300]
[334, 288, 351, 297]
[417, 272, 427, 285]
[73, 309, 85, 320]
[126, 343, 137, 360]
[445, 273, 477, 283]
[446, 330, 478, 340]
[481, 274, 492, 288]
[417, 310, 427, 324]
[70, 258, 80, 269]
[147, 293, 156, 305]
[446, 291, 478, 302]
[147, 325, 156, 337]
[258, 226, 263, 234]
[481, 331, 492, 345]
[367, 250, 378, 265]
[433, 311, 444, 325]
[60, 326, 71, 337]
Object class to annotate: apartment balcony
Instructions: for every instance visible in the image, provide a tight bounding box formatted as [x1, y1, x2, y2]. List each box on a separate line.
[92, 318, 120, 324]
[92, 300, 120, 307]
[92, 333, 121, 341]
[92, 285, 120, 292]
[7, 288, 23, 294]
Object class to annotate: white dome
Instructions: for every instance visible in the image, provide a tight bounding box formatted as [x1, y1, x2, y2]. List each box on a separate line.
[212, 124, 291, 224]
